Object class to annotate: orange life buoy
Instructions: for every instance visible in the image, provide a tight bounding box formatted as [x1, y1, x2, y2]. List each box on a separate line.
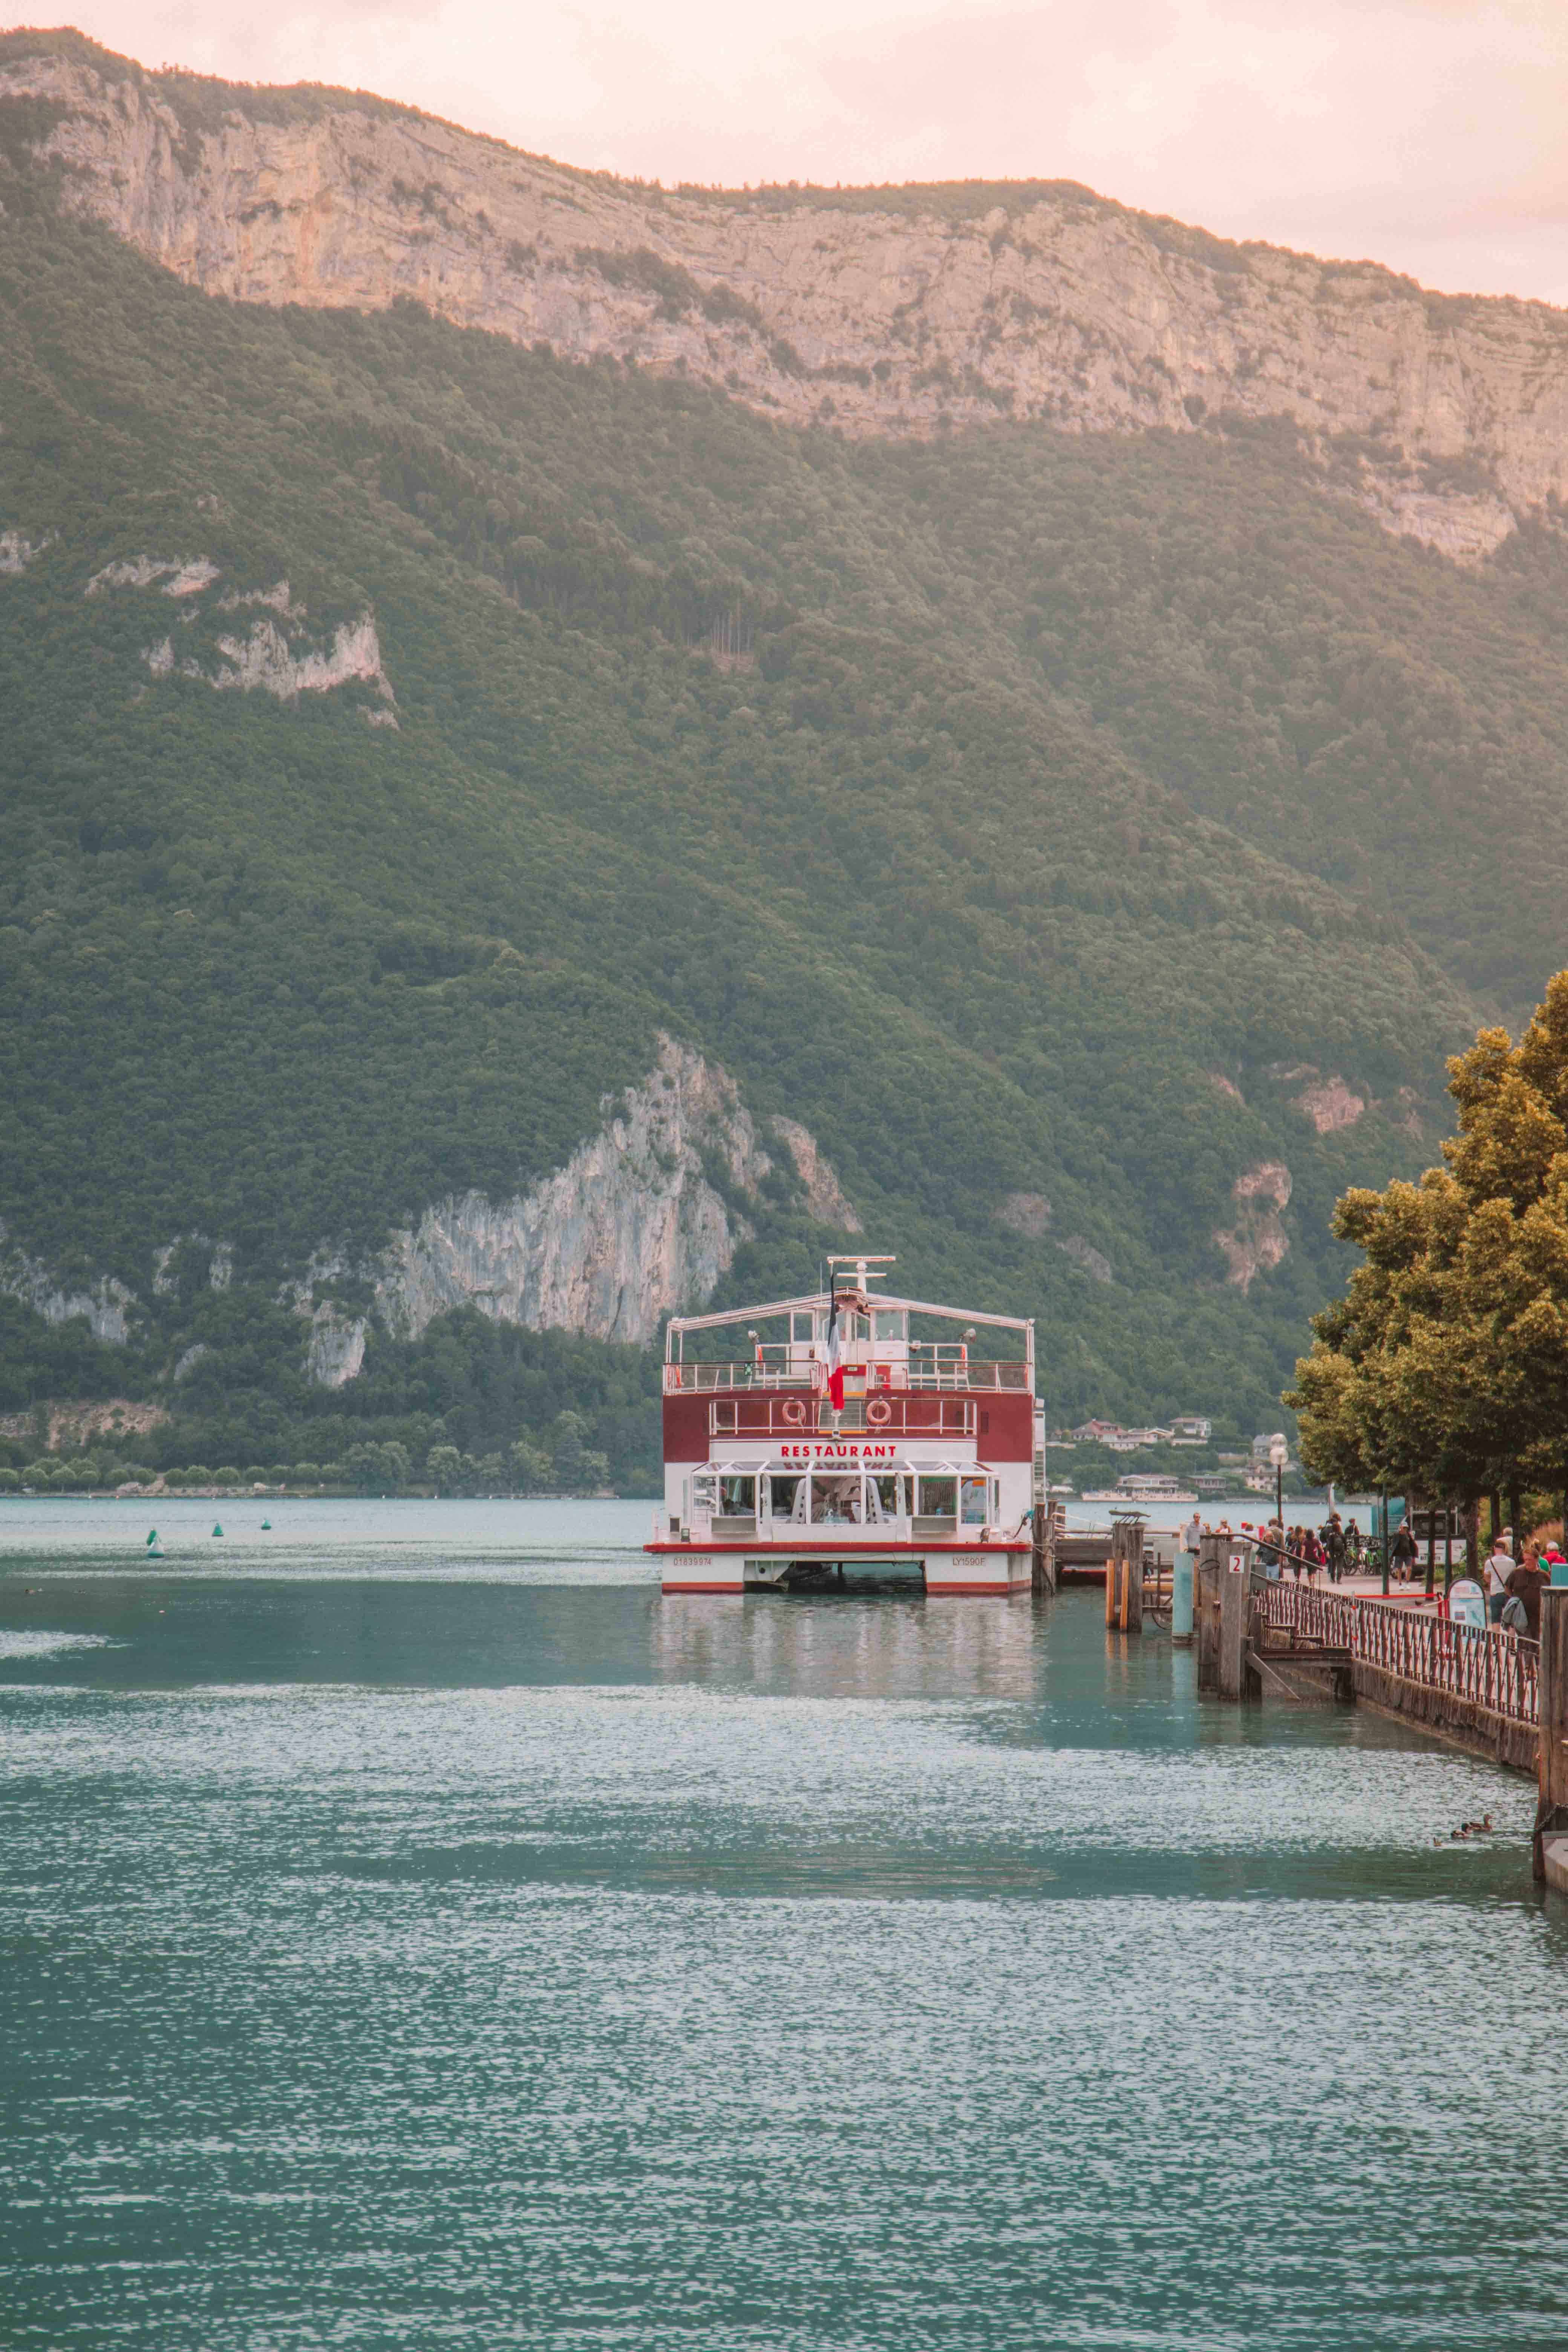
[866, 1395, 892, 1428]
[781, 1397, 806, 1426]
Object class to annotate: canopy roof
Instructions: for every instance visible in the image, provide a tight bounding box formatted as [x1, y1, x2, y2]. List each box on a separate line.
[667, 1290, 1031, 1338]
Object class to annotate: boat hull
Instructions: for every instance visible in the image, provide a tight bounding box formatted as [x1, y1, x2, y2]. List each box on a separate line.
[650, 1542, 1032, 1596]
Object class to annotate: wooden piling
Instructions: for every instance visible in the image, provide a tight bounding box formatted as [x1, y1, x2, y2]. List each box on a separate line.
[1125, 1537, 1143, 1634]
[1171, 1549, 1195, 1645]
[1534, 1586, 1568, 1889]
[1217, 1554, 1250, 1700]
[1196, 1535, 1222, 1693]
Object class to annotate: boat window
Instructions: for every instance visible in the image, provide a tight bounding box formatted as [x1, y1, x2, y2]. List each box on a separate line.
[919, 1473, 957, 1518]
[872, 1309, 907, 1343]
[769, 1473, 805, 1521]
[692, 1470, 718, 1513]
[812, 1472, 863, 1524]
[960, 1474, 988, 1525]
[790, 1311, 815, 1346]
[870, 1473, 904, 1520]
[719, 1474, 755, 1516]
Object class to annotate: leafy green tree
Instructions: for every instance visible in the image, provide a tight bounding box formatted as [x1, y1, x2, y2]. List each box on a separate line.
[1291, 972, 1568, 1506]
[425, 1443, 462, 1492]
[508, 1436, 554, 1491]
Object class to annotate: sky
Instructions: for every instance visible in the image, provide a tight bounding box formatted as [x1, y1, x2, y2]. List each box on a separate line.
[38, 0, 1568, 306]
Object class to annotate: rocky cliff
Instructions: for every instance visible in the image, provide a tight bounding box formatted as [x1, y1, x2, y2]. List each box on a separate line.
[0, 1037, 861, 1386]
[5, 31, 1568, 559]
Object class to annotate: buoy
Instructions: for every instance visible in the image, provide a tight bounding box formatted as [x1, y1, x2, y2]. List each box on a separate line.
[146, 1528, 158, 1547]
[260, 1518, 271, 1530]
[212, 1522, 224, 1537]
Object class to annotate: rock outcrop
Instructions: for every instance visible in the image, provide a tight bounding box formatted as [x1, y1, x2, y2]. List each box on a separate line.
[6, 35, 1568, 559]
[282, 1036, 859, 1378]
[1057, 1234, 1113, 1284]
[1291, 1074, 1366, 1135]
[1, 528, 54, 574]
[994, 1191, 1053, 1239]
[372, 1037, 770, 1351]
[0, 1396, 168, 1448]
[1214, 1162, 1292, 1291]
[0, 1220, 135, 1343]
[768, 1118, 861, 1233]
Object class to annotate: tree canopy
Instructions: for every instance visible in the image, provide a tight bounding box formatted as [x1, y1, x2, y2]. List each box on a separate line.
[1289, 973, 1568, 1498]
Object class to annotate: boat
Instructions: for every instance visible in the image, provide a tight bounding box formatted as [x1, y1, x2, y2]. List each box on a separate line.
[1081, 1475, 1199, 1506]
[648, 1254, 1039, 1596]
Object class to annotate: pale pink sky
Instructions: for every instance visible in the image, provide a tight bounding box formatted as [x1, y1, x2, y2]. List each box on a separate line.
[31, 1, 1568, 305]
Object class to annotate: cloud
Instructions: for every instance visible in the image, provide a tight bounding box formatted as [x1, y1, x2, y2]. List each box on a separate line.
[54, 0, 1568, 302]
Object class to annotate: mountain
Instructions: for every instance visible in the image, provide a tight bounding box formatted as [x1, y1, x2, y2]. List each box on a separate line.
[10, 27, 1568, 565]
[3, 29, 1568, 1486]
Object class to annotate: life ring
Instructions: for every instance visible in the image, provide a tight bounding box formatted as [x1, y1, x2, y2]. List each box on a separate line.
[781, 1397, 806, 1426]
[866, 1395, 892, 1428]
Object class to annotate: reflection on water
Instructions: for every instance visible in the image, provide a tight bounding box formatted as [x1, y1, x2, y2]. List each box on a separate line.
[1, 1500, 1565, 2351]
[652, 1588, 1047, 1701]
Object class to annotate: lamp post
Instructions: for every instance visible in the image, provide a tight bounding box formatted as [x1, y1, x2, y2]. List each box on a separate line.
[1269, 1436, 1287, 1535]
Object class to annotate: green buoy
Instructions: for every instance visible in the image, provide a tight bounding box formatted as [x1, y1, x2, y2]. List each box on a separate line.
[260, 1518, 271, 1530]
[212, 1522, 224, 1537]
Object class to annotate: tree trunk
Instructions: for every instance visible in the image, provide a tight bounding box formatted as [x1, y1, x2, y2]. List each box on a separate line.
[1509, 1478, 1523, 1561]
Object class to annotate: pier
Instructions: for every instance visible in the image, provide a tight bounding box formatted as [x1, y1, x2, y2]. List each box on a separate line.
[1182, 1534, 1568, 1894]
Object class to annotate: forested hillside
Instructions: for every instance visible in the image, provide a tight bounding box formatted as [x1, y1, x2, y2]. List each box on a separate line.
[4, 76, 1568, 1486]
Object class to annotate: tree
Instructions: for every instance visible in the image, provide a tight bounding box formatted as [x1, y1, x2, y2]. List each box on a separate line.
[1290, 972, 1568, 1510]
[425, 1443, 462, 1492]
[509, 1436, 554, 1492]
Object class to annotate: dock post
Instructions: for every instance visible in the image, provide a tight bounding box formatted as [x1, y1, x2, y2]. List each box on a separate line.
[1196, 1535, 1222, 1692]
[1171, 1550, 1194, 1646]
[1217, 1553, 1249, 1700]
[1534, 1587, 1568, 1884]
[1125, 1535, 1144, 1635]
[1105, 1523, 1120, 1628]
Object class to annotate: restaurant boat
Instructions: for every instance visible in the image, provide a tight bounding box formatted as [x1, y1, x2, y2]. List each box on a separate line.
[648, 1255, 1042, 1595]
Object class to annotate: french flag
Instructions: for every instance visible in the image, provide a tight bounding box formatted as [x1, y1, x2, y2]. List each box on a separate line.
[824, 1287, 844, 1412]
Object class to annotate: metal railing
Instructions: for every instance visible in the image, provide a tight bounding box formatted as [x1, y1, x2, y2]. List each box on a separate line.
[664, 1359, 1027, 1396]
[707, 1393, 978, 1439]
[1256, 1574, 1539, 1727]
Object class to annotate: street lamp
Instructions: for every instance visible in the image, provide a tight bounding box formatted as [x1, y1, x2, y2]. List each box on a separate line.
[1269, 1436, 1287, 1532]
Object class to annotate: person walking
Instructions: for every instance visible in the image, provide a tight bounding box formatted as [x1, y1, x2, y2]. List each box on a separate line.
[1325, 1515, 1348, 1586]
[1483, 1532, 1514, 1625]
[1504, 1544, 1547, 1640]
[1390, 1517, 1417, 1586]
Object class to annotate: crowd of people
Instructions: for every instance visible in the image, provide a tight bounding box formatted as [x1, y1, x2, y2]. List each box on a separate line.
[1174, 1507, 1568, 1639]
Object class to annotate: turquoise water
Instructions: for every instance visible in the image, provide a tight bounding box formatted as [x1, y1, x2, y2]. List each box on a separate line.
[2, 1499, 1564, 2350]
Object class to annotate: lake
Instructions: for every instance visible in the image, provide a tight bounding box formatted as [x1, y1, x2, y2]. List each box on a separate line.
[2, 1498, 1563, 2349]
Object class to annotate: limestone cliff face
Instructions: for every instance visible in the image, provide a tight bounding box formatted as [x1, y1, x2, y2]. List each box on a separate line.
[289, 1037, 861, 1379]
[0, 1038, 858, 1387]
[6, 40, 1568, 559]
[373, 1037, 771, 1351]
[1214, 1162, 1293, 1292]
[0, 1219, 135, 1342]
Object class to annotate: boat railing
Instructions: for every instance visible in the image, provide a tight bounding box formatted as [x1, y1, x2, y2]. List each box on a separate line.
[664, 1359, 1027, 1395]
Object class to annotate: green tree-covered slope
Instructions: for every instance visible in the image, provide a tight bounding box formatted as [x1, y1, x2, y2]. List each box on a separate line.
[3, 163, 1564, 1476]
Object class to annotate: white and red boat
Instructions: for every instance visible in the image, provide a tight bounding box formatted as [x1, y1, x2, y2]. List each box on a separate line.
[648, 1255, 1041, 1596]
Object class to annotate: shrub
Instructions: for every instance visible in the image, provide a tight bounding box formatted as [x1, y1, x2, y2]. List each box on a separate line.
[0, 1467, 19, 1492]
[211, 1465, 242, 1487]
